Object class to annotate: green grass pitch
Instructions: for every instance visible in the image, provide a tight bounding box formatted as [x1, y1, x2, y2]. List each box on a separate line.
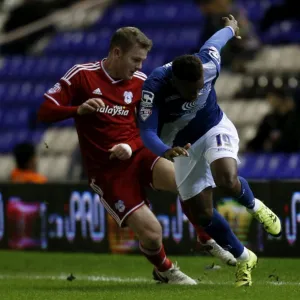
[0, 251, 299, 300]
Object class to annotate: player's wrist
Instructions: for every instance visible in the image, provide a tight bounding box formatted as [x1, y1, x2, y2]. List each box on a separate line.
[163, 148, 172, 157]
[225, 26, 235, 36]
[76, 106, 83, 115]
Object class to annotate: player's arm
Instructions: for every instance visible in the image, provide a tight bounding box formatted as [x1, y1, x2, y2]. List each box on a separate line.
[200, 14, 240, 53]
[138, 92, 170, 157]
[38, 69, 104, 123]
[138, 84, 189, 161]
[197, 15, 240, 73]
[38, 79, 78, 122]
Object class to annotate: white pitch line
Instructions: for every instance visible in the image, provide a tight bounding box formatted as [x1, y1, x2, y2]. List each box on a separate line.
[0, 274, 299, 286]
[0, 274, 149, 283]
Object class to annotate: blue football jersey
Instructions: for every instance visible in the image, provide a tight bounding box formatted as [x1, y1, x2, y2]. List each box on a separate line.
[138, 27, 235, 156]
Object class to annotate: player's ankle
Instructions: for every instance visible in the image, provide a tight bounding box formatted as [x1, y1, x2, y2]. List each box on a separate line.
[247, 198, 261, 213]
[157, 258, 173, 272]
[237, 247, 250, 261]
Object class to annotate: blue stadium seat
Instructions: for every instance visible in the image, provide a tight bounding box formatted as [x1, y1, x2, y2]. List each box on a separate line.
[261, 21, 300, 44]
[99, 4, 202, 27]
[0, 131, 15, 152]
[6, 84, 21, 103]
[45, 31, 110, 56]
[0, 129, 44, 153]
[142, 53, 167, 75]
[239, 154, 270, 179]
[143, 28, 200, 50]
[0, 83, 6, 104]
[279, 154, 300, 179]
[1, 108, 29, 129]
[30, 129, 44, 145]
[239, 153, 300, 179]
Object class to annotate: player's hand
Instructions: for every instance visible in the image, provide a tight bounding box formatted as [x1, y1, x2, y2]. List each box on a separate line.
[77, 98, 105, 115]
[163, 143, 191, 162]
[222, 14, 241, 39]
[109, 144, 133, 160]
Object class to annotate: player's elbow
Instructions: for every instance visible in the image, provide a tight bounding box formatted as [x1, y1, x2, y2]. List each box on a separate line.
[37, 104, 47, 122]
[37, 102, 53, 123]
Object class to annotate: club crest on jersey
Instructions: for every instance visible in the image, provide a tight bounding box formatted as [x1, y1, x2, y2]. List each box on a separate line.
[124, 91, 133, 104]
[115, 200, 125, 213]
[48, 83, 61, 94]
[97, 105, 129, 116]
[141, 90, 154, 108]
[140, 106, 152, 121]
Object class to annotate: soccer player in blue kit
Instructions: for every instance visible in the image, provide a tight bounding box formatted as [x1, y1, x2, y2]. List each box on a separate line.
[138, 15, 281, 287]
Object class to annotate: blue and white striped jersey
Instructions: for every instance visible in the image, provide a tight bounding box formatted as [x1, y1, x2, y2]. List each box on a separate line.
[138, 27, 235, 156]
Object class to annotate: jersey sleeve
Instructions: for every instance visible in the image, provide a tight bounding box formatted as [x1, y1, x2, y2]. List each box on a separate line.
[38, 66, 82, 123]
[138, 68, 171, 156]
[197, 26, 235, 73]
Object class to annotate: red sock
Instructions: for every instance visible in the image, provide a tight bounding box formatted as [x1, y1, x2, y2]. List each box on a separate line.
[180, 199, 212, 243]
[195, 226, 211, 243]
[139, 243, 172, 272]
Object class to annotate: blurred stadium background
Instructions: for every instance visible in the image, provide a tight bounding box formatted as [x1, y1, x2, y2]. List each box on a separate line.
[1, 1, 300, 299]
[0, 0, 300, 181]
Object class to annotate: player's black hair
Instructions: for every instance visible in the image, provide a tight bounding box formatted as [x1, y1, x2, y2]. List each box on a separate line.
[109, 27, 152, 53]
[172, 55, 203, 81]
[13, 142, 36, 169]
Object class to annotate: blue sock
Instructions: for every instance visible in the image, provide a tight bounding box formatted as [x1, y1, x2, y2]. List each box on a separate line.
[237, 176, 255, 209]
[204, 209, 244, 258]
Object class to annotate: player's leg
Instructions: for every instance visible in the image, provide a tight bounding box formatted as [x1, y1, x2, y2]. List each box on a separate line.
[151, 155, 235, 264]
[174, 138, 259, 287]
[180, 190, 257, 288]
[207, 115, 281, 237]
[130, 149, 197, 284]
[90, 170, 195, 285]
[125, 204, 196, 285]
[148, 156, 210, 243]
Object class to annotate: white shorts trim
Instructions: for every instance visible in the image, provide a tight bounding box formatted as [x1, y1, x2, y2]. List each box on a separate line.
[119, 201, 145, 227]
[90, 181, 146, 227]
[151, 156, 161, 171]
[90, 182, 121, 225]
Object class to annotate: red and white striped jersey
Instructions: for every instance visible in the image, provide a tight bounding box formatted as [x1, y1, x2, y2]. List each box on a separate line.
[38, 59, 147, 172]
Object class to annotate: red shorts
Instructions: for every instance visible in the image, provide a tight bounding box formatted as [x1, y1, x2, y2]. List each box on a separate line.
[89, 147, 160, 227]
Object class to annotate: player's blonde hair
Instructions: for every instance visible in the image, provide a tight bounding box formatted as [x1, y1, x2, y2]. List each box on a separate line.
[109, 27, 152, 53]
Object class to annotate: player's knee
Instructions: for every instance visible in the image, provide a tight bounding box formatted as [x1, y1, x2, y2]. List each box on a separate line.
[214, 171, 238, 191]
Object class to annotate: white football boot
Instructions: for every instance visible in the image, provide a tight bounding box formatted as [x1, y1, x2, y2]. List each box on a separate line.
[153, 263, 197, 285]
[201, 239, 237, 266]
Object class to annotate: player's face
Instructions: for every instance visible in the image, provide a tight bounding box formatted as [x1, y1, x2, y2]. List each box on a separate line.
[118, 45, 148, 80]
[173, 77, 204, 102]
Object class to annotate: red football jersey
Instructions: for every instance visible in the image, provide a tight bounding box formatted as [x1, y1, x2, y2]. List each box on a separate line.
[38, 59, 147, 172]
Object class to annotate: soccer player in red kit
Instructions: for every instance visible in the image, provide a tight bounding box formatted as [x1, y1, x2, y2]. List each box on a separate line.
[38, 27, 197, 284]
[38, 27, 235, 282]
